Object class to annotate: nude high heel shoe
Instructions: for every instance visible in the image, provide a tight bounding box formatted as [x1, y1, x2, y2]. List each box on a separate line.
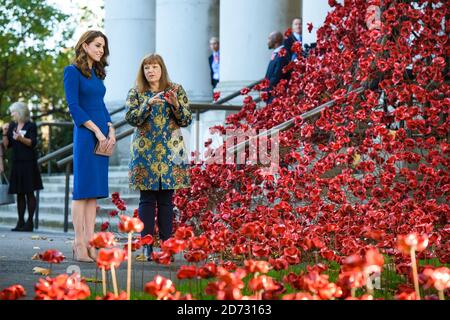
[73, 242, 94, 263]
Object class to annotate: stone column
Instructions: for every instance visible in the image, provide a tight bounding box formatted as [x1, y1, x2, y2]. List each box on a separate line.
[156, 0, 219, 102]
[302, 0, 333, 46]
[156, 0, 220, 160]
[217, 0, 301, 103]
[104, 0, 156, 165]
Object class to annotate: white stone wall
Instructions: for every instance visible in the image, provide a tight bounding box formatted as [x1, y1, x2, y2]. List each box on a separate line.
[302, 0, 334, 46]
[156, 0, 219, 103]
[104, 0, 156, 103]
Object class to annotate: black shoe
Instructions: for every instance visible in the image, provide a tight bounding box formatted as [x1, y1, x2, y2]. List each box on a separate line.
[143, 245, 153, 262]
[19, 220, 34, 232]
[11, 221, 25, 232]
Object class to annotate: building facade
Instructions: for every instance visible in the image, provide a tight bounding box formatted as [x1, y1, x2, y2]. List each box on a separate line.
[104, 0, 333, 164]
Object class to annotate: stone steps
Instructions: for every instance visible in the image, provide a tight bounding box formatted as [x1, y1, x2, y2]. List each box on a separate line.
[0, 165, 138, 232]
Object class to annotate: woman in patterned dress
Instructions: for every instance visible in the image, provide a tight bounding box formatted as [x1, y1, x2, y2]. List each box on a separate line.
[125, 54, 192, 261]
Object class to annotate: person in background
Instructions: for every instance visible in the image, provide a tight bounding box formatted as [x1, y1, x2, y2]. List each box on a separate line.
[208, 37, 220, 90]
[1, 102, 43, 232]
[284, 17, 303, 61]
[125, 53, 192, 261]
[265, 31, 289, 95]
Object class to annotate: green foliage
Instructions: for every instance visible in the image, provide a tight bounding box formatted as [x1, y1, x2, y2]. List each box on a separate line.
[0, 0, 75, 117]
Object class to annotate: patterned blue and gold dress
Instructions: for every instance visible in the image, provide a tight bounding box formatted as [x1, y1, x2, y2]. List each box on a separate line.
[125, 84, 192, 191]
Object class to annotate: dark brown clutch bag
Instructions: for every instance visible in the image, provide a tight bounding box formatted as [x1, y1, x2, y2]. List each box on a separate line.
[94, 140, 116, 157]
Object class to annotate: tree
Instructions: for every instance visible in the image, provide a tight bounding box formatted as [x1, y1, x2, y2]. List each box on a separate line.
[0, 0, 75, 118]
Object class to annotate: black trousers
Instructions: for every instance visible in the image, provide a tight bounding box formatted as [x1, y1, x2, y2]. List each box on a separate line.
[138, 187, 174, 244]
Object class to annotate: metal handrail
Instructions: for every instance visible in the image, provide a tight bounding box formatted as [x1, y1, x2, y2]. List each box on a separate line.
[214, 79, 264, 105]
[227, 87, 365, 155]
[37, 121, 73, 128]
[55, 103, 245, 168]
[37, 118, 129, 166]
[56, 126, 135, 168]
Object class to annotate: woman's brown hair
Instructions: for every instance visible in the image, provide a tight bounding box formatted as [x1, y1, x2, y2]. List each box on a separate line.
[136, 54, 172, 93]
[73, 30, 109, 79]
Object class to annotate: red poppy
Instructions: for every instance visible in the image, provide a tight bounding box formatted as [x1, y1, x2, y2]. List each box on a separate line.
[240, 87, 251, 95]
[174, 226, 194, 240]
[190, 235, 210, 250]
[151, 251, 173, 265]
[282, 292, 316, 300]
[252, 245, 270, 258]
[422, 267, 450, 291]
[97, 291, 128, 300]
[145, 276, 176, 300]
[284, 28, 292, 38]
[161, 238, 186, 254]
[111, 192, 120, 201]
[260, 91, 269, 101]
[244, 260, 271, 274]
[269, 258, 289, 271]
[248, 275, 278, 292]
[278, 48, 287, 58]
[197, 263, 218, 279]
[364, 248, 384, 274]
[184, 250, 208, 263]
[101, 221, 110, 232]
[89, 232, 116, 249]
[96, 248, 125, 270]
[283, 247, 301, 265]
[177, 266, 197, 280]
[38, 250, 65, 264]
[0, 285, 26, 300]
[123, 239, 142, 252]
[397, 233, 429, 254]
[35, 274, 90, 300]
[139, 234, 154, 246]
[118, 215, 144, 233]
[213, 92, 221, 102]
[108, 210, 119, 217]
[395, 291, 418, 300]
[307, 22, 313, 33]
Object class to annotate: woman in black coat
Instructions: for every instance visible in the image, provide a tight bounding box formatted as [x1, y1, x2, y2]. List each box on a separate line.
[1, 102, 43, 232]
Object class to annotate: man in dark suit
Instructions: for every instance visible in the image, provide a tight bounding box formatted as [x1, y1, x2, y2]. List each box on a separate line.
[265, 31, 289, 94]
[284, 17, 303, 61]
[208, 37, 220, 89]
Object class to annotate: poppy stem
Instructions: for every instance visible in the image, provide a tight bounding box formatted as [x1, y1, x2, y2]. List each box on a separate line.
[94, 266, 98, 296]
[102, 267, 107, 296]
[127, 232, 132, 300]
[141, 248, 145, 292]
[351, 287, 356, 298]
[111, 264, 119, 297]
[410, 248, 421, 300]
[365, 271, 374, 296]
[438, 290, 445, 301]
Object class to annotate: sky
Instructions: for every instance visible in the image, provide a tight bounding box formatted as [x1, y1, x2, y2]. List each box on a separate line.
[48, 0, 105, 46]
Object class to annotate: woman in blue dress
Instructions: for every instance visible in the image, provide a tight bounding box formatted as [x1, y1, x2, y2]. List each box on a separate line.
[63, 30, 116, 262]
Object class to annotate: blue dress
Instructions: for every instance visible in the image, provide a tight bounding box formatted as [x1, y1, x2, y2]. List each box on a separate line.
[63, 64, 111, 200]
